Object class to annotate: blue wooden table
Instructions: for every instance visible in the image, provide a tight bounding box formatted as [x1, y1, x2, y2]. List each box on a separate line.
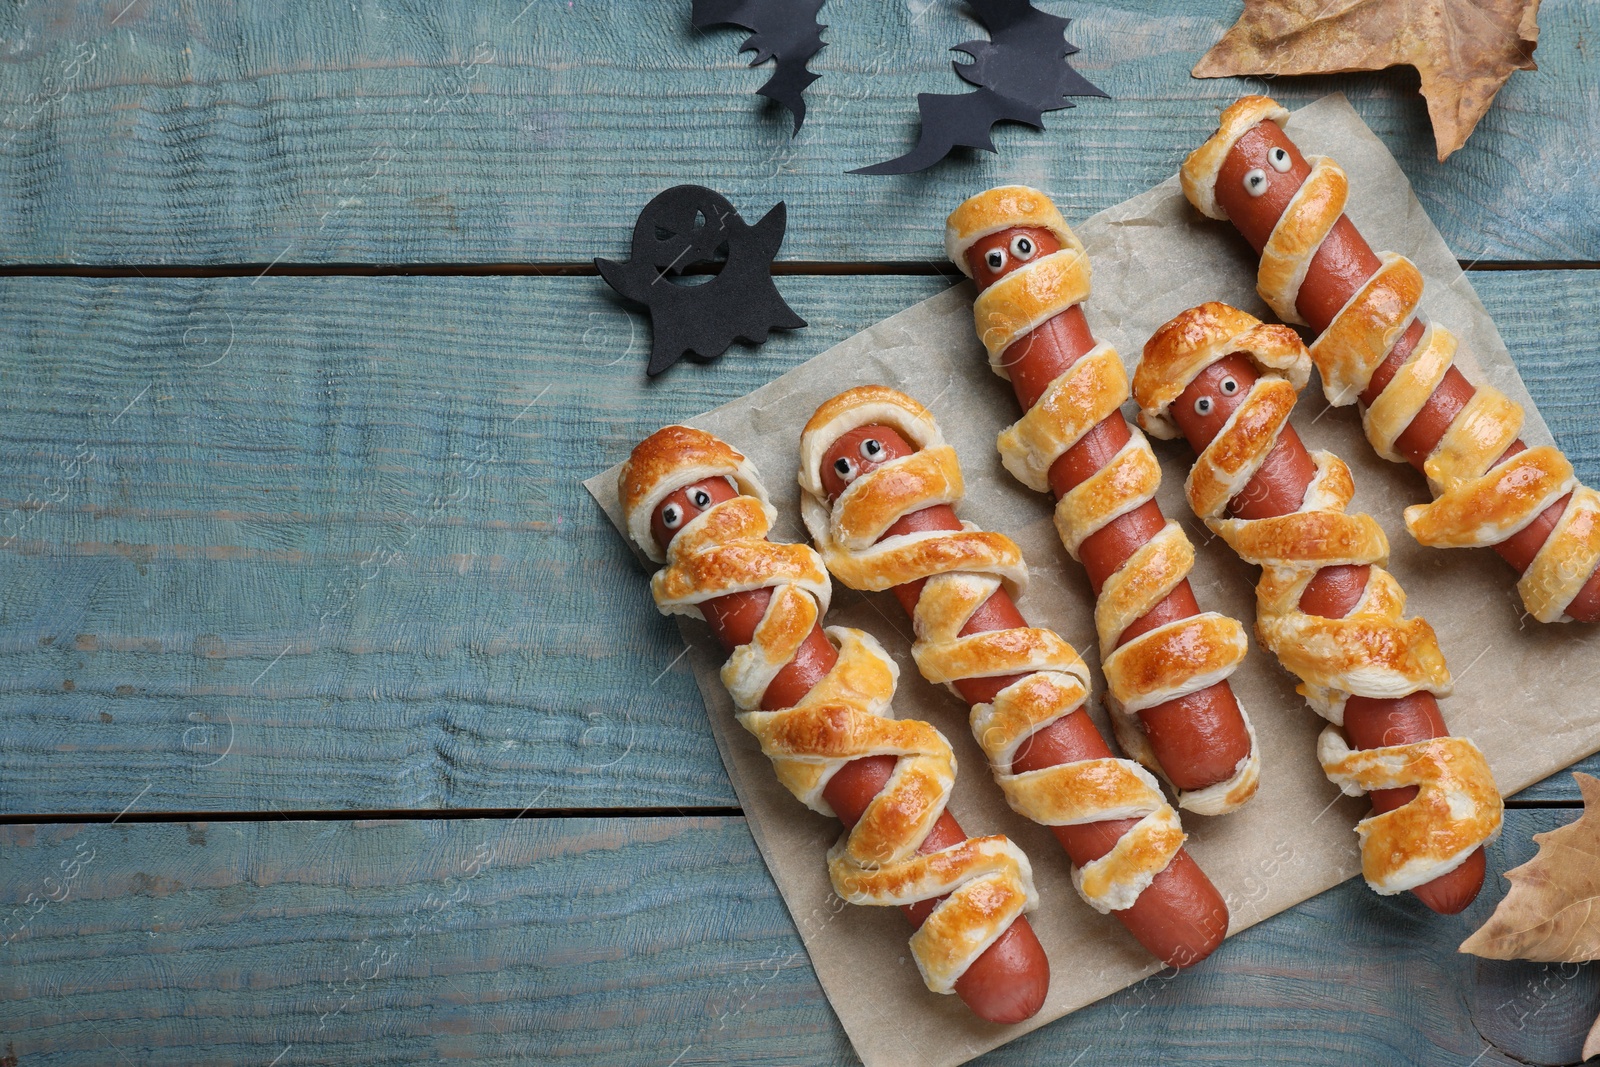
[1, 3, 1596, 1063]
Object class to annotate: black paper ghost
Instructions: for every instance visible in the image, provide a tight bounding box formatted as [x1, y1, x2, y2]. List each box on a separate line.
[854, 0, 1106, 175]
[596, 185, 806, 376]
[693, 0, 827, 134]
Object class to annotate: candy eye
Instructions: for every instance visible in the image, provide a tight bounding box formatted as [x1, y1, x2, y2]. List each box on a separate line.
[1268, 146, 1292, 173]
[985, 248, 1008, 272]
[1009, 235, 1036, 261]
[859, 438, 884, 461]
[1219, 376, 1239, 396]
[1243, 168, 1268, 197]
[690, 488, 712, 509]
[1194, 396, 1214, 416]
[833, 456, 859, 483]
[661, 503, 684, 530]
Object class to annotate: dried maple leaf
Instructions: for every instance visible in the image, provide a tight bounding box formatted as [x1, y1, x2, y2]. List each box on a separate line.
[1192, 0, 1540, 161]
[1460, 773, 1600, 962]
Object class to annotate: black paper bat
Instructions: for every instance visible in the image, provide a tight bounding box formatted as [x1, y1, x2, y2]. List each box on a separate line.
[596, 185, 806, 376]
[853, 0, 1106, 175]
[692, 0, 827, 134]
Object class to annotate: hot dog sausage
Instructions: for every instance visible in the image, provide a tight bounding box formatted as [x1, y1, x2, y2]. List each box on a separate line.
[955, 213, 1260, 809]
[1209, 114, 1600, 623]
[1168, 355, 1486, 913]
[650, 475, 1051, 1022]
[813, 425, 1230, 967]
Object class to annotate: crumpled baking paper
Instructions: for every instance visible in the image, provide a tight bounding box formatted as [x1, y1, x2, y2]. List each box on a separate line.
[584, 95, 1600, 1067]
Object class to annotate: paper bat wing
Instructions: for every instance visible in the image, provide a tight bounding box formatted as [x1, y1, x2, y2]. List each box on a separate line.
[754, 53, 821, 135]
[954, 8, 1106, 112]
[692, 0, 826, 134]
[851, 88, 1042, 175]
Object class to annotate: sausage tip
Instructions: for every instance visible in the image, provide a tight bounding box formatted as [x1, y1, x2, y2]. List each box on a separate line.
[955, 917, 1051, 1023]
[1410, 847, 1486, 916]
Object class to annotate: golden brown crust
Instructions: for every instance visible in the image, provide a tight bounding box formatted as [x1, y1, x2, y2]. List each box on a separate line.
[945, 185, 1082, 277]
[1055, 430, 1164, 558]
[1407, 445, 1576, 548]
[1145, 304, 1457, 716]
[997, 343, 1126, 492]
[1520, 487, 1600, 623]
[620, 424, 770, 562]
[1002, 755, 1161, 824]
[1103, 614, 1251, 715]
[1362, 324, 1456, 462]
[1136, 303, 1501, 893]
[1095, 522, 1194, 651]
[948, 192, 1259, 817]
[1310, 253, 1424, 406]
[1424, 387, 1524, 491]
[1180, 95, 1291, 221]
[798, 386, 941, 501]
[902, 835, 1036, 986]
[1135, 301, 1309, 441]
[631, 426, 1038, 993]
[832, 447, 964, 550]
[1185, 376, 1300, 523]
[1257, 156, 1348, 326]
[1320, 731, 1503, 894]
[620, 425, 740, 518]
[800, 386, 1190, 911]
[973, 248, 1091, 375]
[1074, 805, 1186, 910]
[1200, 95, 1600, 622]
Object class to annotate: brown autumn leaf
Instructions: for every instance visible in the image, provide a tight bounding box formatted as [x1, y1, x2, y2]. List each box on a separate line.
[1460, 772, 1600, 962]
[1192, 0, 1541, 161]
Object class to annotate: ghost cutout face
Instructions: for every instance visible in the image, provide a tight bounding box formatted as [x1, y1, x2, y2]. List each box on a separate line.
[596, 185, 806, 376]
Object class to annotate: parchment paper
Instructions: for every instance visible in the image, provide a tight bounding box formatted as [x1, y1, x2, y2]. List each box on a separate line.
[583, 95, 1600, 1067]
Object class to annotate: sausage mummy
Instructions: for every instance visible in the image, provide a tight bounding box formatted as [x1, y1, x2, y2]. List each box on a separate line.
[797, 387, 1229, 968]
[621, 425, 1049, 1021]
[943, 187, 1260, 816]
[1181, 95, 1600, 625]
[1134, 303, 1504, 909]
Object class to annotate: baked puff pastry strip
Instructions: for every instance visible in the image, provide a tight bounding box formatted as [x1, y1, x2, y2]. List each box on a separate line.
[1134, 304, 1503, 896]
[621, 426, 1037, 995]
[946, 186, 1259, 818]
[1181, 95, 1600, 624]
[798, 387, 1187, 915]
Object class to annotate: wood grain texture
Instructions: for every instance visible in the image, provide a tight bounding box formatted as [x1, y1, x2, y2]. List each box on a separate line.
[1462, 273, 1600, 805]
[0, 0, 1594, 265]
[0, 273, 947, 815]
[0, 811, 1590, 1066]
[1, 3, 1593, 1060]
[0, 271, 1593, 816]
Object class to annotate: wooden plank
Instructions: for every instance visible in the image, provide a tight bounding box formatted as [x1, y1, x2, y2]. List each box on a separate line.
[0, 810, 1589, 1065]
[0, 271, 1593, 815]
[0, 273, 947, 815]
[1466, 272, 1600, 804]
[0, 0, 1594, 265]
